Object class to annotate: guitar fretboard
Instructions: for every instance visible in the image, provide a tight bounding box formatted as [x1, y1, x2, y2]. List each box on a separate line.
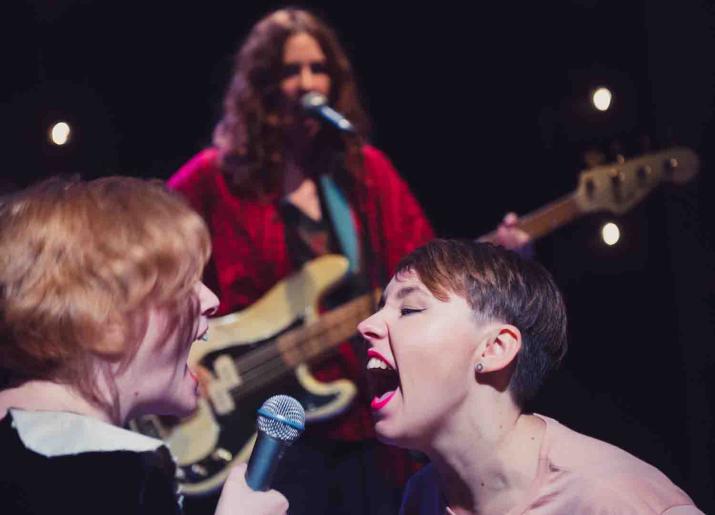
[278, 291, 379, 367]
[224, 289, 380, 401]
[480, 194, 581, 242]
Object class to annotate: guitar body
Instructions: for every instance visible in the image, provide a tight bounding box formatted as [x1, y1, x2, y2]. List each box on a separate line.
[130, 255, 358, 495]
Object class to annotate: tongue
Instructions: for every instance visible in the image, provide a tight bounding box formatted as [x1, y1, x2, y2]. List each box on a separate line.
[371, 388, 397, 410]
[376, 390, 395, 402]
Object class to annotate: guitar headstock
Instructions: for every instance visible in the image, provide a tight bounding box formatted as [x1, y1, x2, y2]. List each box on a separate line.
[573, 147, 699, 215]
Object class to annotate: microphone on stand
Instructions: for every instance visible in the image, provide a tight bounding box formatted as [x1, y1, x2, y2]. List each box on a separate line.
[301, 92, 357, 134]
[245, 394, 306, 491]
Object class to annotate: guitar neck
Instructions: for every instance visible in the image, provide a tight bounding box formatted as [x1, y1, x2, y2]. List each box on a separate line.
[276, 291, 378, 368]
[481, 193, 582, 243]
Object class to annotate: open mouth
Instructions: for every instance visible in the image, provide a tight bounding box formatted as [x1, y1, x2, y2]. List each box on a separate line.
[366, 349, 400, 410]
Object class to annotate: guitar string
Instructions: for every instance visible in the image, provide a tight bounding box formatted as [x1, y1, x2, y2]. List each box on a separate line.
[204, 299, 375, 402]
[226, 307, 368, 397]
[209, 329, 355, 402]
[230, 292, 376, 375]
[213, 296, 371, 375]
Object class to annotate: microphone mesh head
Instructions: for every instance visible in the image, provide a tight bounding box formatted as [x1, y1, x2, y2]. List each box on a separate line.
[300, 92, 327, 111]
[256, 395, 306, 442]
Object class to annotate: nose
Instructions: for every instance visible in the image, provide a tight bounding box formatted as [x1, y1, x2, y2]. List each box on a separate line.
[298, 65, 314, 92]
[357, 311, 387, 344]
[197, 282, 219, 317]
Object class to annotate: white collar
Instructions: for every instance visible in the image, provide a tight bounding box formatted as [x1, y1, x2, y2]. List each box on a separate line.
[9, 408, 164, 457]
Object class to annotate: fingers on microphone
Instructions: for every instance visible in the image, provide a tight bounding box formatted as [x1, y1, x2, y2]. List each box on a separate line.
[226, 462, 248, 484]
[267, 491, 289, 514]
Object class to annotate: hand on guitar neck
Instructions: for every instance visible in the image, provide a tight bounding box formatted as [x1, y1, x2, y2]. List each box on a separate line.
[478, 147, 699, 248]
[485, 212, 532, 251]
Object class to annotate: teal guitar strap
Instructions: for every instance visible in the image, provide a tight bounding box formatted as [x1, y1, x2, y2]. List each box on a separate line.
[319, 175, 360, 273]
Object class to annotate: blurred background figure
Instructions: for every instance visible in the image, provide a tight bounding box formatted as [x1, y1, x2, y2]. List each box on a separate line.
[169, 7, 527, 515]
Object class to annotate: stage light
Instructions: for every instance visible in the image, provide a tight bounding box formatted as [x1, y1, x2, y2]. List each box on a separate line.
[592, 87, 612, 112]
[50, 122, 71, 146]
[601, 222, 620, 246]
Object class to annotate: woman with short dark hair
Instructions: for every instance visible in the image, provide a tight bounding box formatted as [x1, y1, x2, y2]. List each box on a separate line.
[359, 239, 702, 514]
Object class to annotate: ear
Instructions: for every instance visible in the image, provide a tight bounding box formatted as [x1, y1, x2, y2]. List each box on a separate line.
[475, 324, 522, 373]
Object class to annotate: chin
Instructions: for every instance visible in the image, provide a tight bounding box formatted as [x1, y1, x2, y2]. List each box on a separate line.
[374, 420, 411, 449]
[159, 383, 200, 418]
[158, 397, 197, 419]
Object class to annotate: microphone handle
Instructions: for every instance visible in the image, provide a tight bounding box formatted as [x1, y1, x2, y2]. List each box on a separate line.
[245, 432, 288, 491]
[318, 106, 356, 134]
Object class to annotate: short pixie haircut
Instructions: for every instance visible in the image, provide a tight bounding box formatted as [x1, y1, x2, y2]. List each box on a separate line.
[395, 239, 567, 407]
[0, 176, 210, 408]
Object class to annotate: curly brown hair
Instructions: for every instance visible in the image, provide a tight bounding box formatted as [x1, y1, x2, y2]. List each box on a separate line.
[213, 8, 370, 197]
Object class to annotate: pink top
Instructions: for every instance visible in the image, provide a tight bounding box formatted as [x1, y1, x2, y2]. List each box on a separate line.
[400, 414, 703, 514]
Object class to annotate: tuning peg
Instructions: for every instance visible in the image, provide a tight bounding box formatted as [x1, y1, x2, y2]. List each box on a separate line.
[609, 168, 625, 202]
[583, 148, 606, 169]
[608, 140, 626, 164]
[637, 165, 653, 186]
[664, 156, 679, 178]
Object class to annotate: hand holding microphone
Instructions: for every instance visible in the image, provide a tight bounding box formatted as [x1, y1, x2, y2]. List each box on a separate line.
[215, 395, 305, 514]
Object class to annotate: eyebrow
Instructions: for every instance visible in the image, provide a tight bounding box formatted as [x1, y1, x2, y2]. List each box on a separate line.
[379, 286, 427, 307]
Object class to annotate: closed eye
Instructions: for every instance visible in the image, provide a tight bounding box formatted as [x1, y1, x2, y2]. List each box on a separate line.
[281, 64, 301, 79]
[400, 307, 424, 316]
[310, 62, 328, 74]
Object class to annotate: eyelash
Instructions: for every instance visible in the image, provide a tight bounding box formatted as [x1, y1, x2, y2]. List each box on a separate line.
[400, 308, 424, 317]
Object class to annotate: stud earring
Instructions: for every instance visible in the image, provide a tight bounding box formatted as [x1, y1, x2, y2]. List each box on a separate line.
[474, 362, 484, 373]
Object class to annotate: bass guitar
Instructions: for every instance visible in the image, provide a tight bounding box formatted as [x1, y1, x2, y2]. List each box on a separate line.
[131, 146, 698, 495]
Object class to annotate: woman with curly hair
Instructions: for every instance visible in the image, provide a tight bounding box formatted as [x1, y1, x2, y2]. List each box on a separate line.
[169, 8, 526, 514]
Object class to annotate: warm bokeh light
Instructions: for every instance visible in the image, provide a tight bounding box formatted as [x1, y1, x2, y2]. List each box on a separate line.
[50, 122, 71, 146]
[601, 222, 621, 246]
[592, 87, 612, 111]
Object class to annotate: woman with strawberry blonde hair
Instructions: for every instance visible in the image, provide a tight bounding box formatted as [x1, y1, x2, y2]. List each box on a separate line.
[0, 176, 287, 515]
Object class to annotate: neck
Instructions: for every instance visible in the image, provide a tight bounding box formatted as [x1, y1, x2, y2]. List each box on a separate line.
[423, 399, 544, 515]
[284, 123, 317, 165]
[0, 380, 114, 425]
[283, 157, 310, 196]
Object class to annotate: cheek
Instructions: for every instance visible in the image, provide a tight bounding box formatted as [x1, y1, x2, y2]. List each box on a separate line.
[400, 324, 474, 383]
[318, 76, 332, 95]
[280, 77, 299, 98]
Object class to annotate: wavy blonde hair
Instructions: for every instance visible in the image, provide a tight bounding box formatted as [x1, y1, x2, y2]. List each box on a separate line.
[0, 176, 210, 411]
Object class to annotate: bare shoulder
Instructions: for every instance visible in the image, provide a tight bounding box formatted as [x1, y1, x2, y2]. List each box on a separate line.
[536, 415, 699, 513]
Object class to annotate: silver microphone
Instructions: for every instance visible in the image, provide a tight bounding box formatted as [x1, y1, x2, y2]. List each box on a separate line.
[245, 394, 306, 491]
[300, 92, 356, 134]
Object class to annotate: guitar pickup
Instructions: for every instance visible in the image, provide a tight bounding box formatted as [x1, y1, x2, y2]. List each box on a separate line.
[207, 355, 242, 415]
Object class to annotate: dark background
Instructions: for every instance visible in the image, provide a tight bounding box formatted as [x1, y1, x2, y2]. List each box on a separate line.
[2, 0, 714, 510]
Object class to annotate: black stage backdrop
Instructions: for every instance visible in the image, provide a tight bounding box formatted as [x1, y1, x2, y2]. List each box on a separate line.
[2, 0, 714, 510]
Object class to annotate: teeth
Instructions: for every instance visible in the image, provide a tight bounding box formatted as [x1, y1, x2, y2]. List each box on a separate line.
[366, 357, 392, 370]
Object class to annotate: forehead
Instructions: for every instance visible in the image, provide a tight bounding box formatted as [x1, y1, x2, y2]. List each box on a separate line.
[384, 270, 434, 300]
[283, 32, 326, 61]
